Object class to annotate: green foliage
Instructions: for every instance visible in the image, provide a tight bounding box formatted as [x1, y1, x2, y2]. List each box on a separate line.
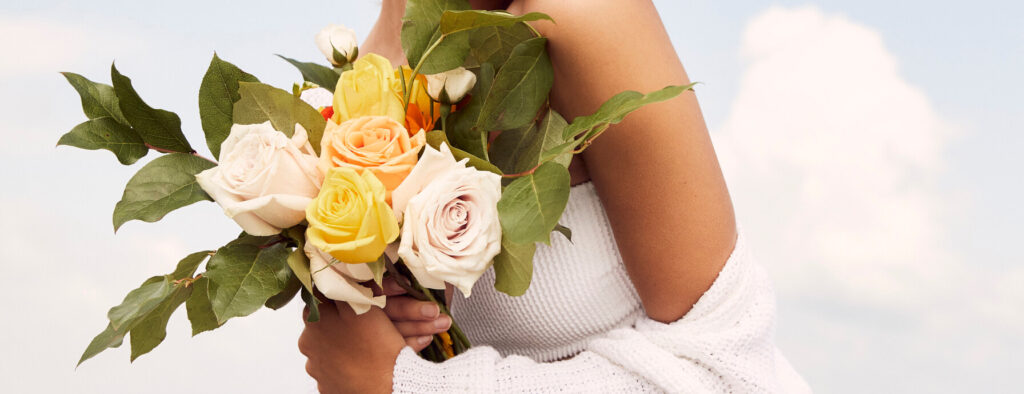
[553, 223, 572, 242]
[497, 161, 570, 244]
[110, 64, 193, 153]
[61, 72, 129, 125]
[185, 277, 221, 336]
[129, 283, 191, 361]
[277, 55, 341, 92]
[264, 273, 302, 310]
[79, 323, 126, 366]
[492, 238, 535, 296]
[204, 242, 291, 324]
[478, 38, 552, 131]
[233, 82, 326, 154]
[562, 83, 696, 140]
[401, 0, 472, 74]
[465, 22, 535, 69]
[57, 117, 148, 165]
[439, 10, 551, 35]
[285, 228, 314, 293]
[112, 153, 216, 231]
[424, 130, 502, 175]
[198, 54, 259, 159]
[300, 288, 321, 323]
[490, 109, 570, 174]
[448, 63, 495, 159]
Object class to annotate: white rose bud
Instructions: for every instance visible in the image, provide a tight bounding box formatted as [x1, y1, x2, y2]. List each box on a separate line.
[425, 67, 477, 104]
[196, 121, 323, 236]
[299, 87, 333, 110]
[315, 24, 358, 67]
[304, 242, 385, 315]
[391, 143, 502, 296]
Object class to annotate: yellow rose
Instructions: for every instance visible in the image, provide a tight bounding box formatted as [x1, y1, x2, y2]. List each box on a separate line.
[305, 167, 399, 264]
[320, 116, 425, 202]
[333, 53, 406, 125]
[394, 66, 441, 133]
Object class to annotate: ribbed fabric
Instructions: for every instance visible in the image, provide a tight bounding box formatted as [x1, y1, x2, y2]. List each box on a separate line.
[392, 182, 811, 393]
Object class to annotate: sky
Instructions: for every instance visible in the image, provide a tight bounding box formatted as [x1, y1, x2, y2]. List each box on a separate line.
[0, 0, 1021, 393]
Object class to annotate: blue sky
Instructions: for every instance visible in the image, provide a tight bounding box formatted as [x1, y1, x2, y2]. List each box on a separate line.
[0, 1, 1021, 393]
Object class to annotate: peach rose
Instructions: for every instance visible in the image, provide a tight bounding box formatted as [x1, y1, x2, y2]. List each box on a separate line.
[319, 116, 426, 200]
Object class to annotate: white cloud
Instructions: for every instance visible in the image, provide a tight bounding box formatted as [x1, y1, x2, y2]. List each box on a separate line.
[713, 6, 957, 308]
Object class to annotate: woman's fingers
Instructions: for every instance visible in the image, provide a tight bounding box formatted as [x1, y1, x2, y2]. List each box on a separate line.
[383, 295, 440, 321]
[393, 315, 451, 338]
[405, 335, 434, 352]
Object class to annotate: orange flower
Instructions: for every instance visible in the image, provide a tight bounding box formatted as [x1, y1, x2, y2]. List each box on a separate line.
[394, 66, 440, 133]
[319, 116, 426, 202]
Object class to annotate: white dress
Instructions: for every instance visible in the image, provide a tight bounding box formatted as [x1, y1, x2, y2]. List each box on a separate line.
[392, 182, 811, 393]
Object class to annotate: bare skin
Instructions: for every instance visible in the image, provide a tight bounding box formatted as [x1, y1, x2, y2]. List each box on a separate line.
[298, 0, 738, 391]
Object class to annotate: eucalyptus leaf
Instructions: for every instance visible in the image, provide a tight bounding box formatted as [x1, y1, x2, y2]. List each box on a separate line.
[401, 0, 471, 74]
[185, 277, 221, 336]
[198, 54, 259, 159]
[129, 283, 192, 361]
[440, 10, 551, 35]
[479, 37, 552, 131]
[497, 161, 570, 244]
[277, 55, 340, 92]
[112, 153, 216, 231]
[111, 64, 193, 153]
[492, 238, 535, 296]
[61, 72, 129, 124]
[233, 82, 326, 154]
[57, 117, 148, 165]
[205, 242, 291, 324]
[448, 63, 494, 158]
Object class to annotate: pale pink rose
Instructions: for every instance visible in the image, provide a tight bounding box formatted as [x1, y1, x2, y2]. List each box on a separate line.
[392, 143, 502, 296]
[304, 242, 385, 315]
[196, 121, 323, 236]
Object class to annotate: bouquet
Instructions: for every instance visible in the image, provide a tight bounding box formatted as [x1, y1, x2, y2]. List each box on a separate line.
[65, 0, 692, 365]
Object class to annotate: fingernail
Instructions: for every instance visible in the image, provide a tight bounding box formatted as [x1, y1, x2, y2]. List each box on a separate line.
[420, 304, 439, 318]
[434, 315, 451, 330]
[417, 336, 432, 346]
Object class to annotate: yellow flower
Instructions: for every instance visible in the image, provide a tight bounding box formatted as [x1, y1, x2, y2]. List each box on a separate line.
[333, 53, 406, 125]
[305, 167, 399, 264]
[394, 66, 441, 133]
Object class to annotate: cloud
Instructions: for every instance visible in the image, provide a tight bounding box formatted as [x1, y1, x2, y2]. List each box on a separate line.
[713, 6, 956, 308]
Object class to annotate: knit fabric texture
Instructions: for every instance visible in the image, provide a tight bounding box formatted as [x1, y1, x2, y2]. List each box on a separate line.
[392, 182, 811, 393]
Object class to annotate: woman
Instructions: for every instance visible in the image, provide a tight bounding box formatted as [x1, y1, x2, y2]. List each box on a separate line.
[298, 0, 810, 392]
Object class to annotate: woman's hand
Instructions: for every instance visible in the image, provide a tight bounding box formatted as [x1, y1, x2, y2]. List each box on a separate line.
[379, 277, 453, 352]
[298, 300, 406, 394]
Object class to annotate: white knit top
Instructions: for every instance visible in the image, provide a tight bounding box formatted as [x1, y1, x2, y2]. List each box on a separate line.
[392, 182, 811, 393]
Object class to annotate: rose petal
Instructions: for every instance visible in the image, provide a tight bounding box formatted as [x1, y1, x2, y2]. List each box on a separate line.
[305, 241, 385, 315]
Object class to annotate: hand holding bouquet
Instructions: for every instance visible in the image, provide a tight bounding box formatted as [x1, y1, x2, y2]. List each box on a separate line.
[63, 0, 693, 365]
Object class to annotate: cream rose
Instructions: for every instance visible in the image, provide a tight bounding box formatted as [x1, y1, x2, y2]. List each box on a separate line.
[320, 116, 426, 201]
[315, 24, 358, 66]
[304, 241, 385, 315]
[392, 143, 502, 296]
[196, 121, 323, 236]
[425, 67, 476, 104]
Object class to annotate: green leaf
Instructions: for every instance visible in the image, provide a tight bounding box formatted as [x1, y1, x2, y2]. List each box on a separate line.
[107, 276, 172, 331]
[367, 258, 386, 288]
[553, 223, 572, 242]
[465, 22, 535, 69]
[287, 243, 314, 293]
[497, 161, 570, 244]
[448, 63, 494, 158]
[205, 242, 291, 324]
[112, 153, 216, 231]
[264, 271, 302, 310]
[57, 117, 148, 165]
[425, 130, 502, 175]
[185, 277, 221, 336]
[401, 0, 471, 74]
[233, 82, 326, 154]
[170, 251, 213, 281]
[110, 63, 193, 153]
[490, 109, 570, 174]
[78, 323, 126, 366]
[198, 53, 259, 159]
[478, 37, 552, 131]
[440, 10, 551, 35]
[61, 72, 129, 125]
[492, 238, 535, 296]
[277, 55, 340, 92]
[300, 288, 321, 323]
[129, 283, 192, 361]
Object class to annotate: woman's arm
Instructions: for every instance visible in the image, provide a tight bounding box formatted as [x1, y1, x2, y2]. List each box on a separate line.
[510, 0, 737, 323]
